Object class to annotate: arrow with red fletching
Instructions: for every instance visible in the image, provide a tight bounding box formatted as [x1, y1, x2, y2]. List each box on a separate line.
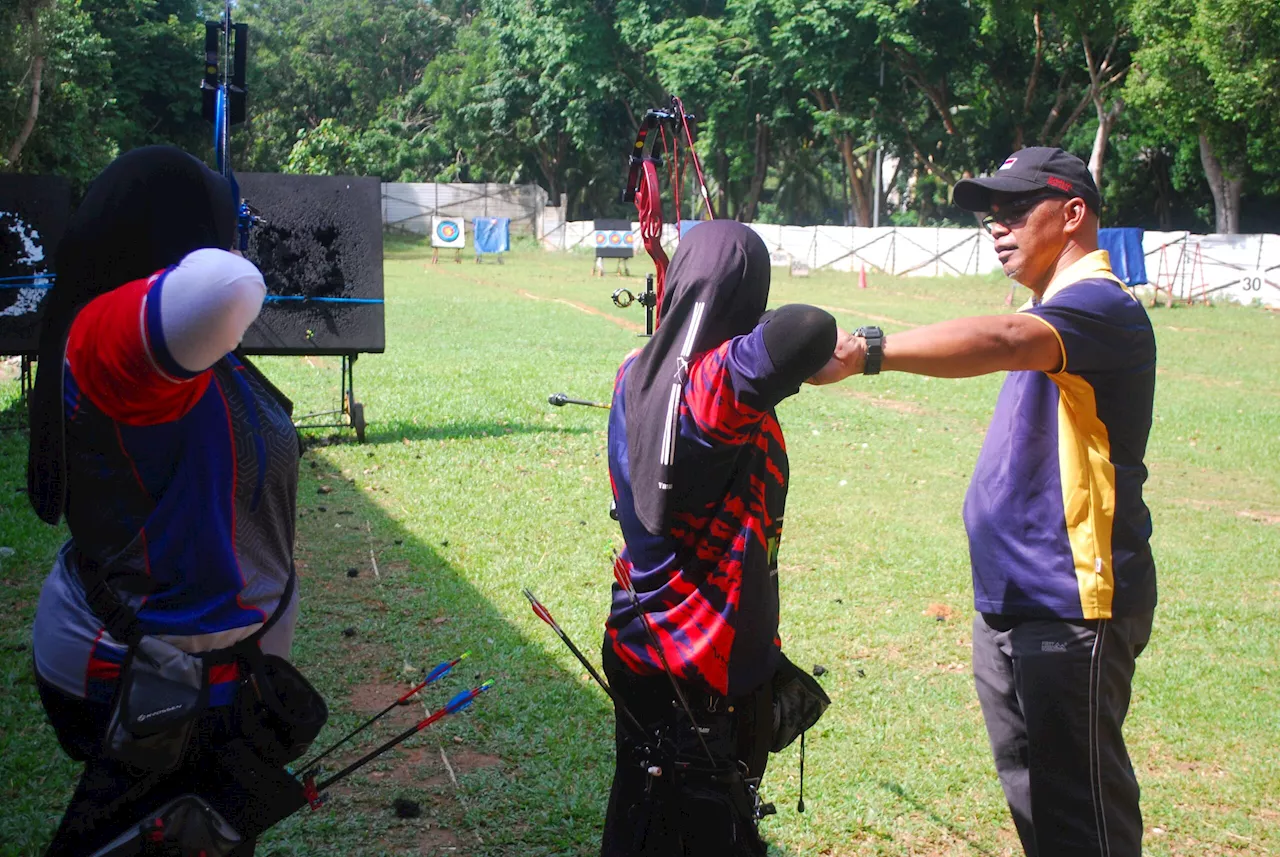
[522, 587, 646, 737]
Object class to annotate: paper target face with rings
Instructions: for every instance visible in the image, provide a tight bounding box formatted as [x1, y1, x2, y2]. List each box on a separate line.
[432, 217, 465, 249]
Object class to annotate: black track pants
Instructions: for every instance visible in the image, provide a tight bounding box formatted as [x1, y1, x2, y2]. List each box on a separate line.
[973, 612, 1153, 857]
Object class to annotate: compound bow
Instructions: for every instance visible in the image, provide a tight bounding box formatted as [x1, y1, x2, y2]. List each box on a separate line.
[619, 96, 715, 331]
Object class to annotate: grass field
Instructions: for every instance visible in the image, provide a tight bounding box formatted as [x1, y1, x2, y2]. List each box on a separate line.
[1, 236, 1278, 857]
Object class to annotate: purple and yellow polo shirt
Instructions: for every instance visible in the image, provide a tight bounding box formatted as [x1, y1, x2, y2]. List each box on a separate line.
[964, 251, 1157, 620]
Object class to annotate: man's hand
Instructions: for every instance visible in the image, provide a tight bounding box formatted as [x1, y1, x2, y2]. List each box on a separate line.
[807, 327, 866, 384]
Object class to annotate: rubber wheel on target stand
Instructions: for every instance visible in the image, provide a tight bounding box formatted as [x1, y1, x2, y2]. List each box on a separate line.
[347, 400, 366, 443]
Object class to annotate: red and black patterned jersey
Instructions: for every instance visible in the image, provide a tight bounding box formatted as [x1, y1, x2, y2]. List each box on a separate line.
[606, 325, 795, 697]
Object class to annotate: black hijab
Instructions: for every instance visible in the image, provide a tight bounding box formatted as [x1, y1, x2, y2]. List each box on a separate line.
[624, 220, 772, 536]
[27, 146, 237, 524]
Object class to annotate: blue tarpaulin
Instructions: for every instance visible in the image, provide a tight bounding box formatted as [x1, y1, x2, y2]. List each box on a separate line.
[679, 219, 707, 238]
[1098, 228, 1146, 286]
[473, 217, 510, 254]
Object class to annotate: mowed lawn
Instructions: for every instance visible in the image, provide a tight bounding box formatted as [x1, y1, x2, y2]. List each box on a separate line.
[1, 236, 1277, 857]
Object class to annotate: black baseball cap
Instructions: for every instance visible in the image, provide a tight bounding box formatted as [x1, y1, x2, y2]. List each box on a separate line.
[953, 147, 1100, 213]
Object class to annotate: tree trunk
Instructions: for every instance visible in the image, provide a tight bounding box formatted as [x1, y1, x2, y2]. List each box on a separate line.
[5, 16, 45, 166]
[1016, 9, 1045, 150]
[838, 135, 872, 227]
[1199, 134, 1242, 234]
[739, 118, 769, 223]
[716, 150, 729, 220]
[1088, 97, 1123, 194]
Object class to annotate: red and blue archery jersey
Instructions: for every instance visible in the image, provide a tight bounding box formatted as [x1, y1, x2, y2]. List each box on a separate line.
[32, 256, 299, 706]
[607, 326, 796, 697]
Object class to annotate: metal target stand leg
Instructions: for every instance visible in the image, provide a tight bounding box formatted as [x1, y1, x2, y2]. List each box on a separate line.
[292, 353, 366, 443]
[342, 354, 366, 442]
[20, 355, 33, 401]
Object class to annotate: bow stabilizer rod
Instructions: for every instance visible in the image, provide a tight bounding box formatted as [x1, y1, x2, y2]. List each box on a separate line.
[547, 393, 611, 410]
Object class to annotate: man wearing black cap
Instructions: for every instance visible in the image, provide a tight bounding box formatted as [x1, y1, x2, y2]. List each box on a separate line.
[812, 147, 1157, 856]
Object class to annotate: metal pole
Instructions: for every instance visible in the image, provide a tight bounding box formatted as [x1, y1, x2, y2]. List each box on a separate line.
[873, 58, 884, 229]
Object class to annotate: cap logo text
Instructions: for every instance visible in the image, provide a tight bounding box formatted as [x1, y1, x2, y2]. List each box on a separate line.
[1046, 176, 1072, 192]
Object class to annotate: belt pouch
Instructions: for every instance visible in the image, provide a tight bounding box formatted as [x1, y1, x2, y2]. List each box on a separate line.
[104, 635, 207, 773]
[770, 653, 830, 752]
[235, 650, 328, 766]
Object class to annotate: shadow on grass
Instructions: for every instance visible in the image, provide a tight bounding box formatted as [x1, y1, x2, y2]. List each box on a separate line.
[0, 382, 28, 432]
[1, 411, 794, 857]
[880, 780, 1003, 856]
[359, 418, 595, 445]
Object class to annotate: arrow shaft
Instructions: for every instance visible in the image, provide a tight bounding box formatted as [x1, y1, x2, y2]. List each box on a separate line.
[300, 655, 463, 776]
[523, 588, 647, 737]
[612, 555, 716, 764]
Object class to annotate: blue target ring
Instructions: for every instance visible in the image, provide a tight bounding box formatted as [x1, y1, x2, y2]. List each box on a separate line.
[436, 221, 460, 242]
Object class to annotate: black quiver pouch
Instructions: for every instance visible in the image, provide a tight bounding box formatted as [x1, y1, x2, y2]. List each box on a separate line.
[88, 794, 243, 857]
[770, 653, 831, 752]
[233, 646, 328, 766]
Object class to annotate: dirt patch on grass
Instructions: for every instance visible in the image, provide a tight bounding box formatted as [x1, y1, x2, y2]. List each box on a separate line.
[833, 387, 931, 415]
[377, 745, 503, 788]
[815, 304, 920, 329]
[347, 680, 427, 722]
[1156, 367, 1247, 390]
[1237, 509, 1280, 526]
[516, 289, 643, 331]
[1168, 497, 1280, 527]
[416, 825, 462, 854]
[923, 602, 958, 622]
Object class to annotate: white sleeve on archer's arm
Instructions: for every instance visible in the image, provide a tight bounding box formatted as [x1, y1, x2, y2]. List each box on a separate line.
[158, 248, 267, 374]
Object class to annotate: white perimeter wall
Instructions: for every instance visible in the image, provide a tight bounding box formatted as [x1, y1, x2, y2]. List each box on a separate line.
[377, 184, 1280, 308]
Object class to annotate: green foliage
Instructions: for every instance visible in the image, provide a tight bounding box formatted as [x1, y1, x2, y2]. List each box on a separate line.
[1127, 0, 1280, 191]
[2, 0, 1279, 227]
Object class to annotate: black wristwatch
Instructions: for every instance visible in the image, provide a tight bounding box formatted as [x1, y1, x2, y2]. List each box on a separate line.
[855, 326, 884, 375]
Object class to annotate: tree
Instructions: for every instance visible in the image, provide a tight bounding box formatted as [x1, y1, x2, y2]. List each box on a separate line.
[1127, 0, 1280, 232]
[772, 0, 886, 226]
[0, 0, 117, 184]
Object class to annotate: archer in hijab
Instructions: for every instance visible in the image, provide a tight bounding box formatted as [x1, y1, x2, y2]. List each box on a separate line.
[28, 146, 301, 856]
[601, 220, 838, 856]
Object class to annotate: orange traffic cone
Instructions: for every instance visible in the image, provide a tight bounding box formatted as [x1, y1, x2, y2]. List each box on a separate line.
[858, 263, 868, 289]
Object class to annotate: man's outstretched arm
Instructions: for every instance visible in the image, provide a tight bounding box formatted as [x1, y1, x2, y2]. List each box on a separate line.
[809, 314, 1063, 384]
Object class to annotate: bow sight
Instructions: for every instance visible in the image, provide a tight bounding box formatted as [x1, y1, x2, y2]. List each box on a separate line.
[611, 274, 658, 336]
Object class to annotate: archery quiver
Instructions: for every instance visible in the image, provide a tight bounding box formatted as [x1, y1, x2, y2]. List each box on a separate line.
[87, 795, 244, 857]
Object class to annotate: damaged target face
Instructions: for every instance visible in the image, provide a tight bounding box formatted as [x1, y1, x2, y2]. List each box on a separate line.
[0, 211, 53, 319]
[0, 175, 70, 354]
[234, 173, 384, 355]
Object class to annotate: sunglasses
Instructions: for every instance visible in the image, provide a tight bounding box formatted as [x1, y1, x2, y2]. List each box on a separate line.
[980, 192, 1067, 233]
